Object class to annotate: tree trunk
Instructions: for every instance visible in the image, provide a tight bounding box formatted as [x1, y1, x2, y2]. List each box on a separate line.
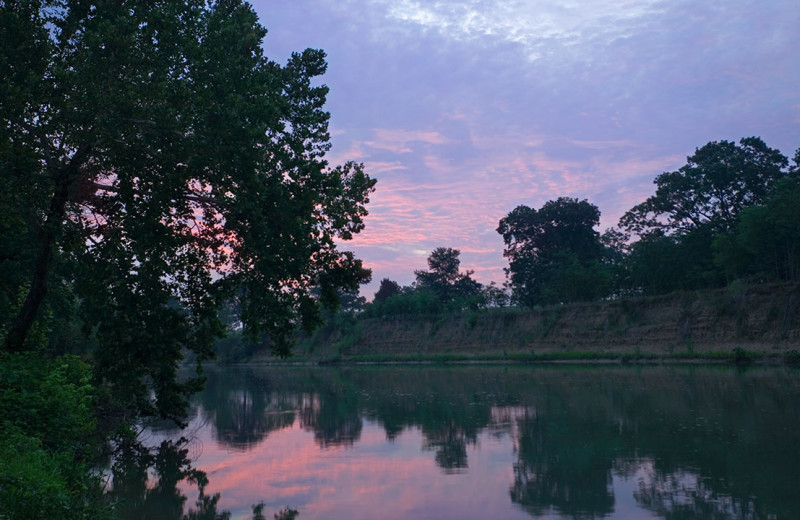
[5, 146, 90, 352]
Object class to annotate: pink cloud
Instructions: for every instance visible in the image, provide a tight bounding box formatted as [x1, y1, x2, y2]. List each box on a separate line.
[342, 135, 686, 293]
[364, 160, 407, 175]
[362, 128, 452, 154]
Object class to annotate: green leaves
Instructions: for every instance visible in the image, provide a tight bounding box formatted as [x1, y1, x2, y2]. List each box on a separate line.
[620, 137, 789, 237]
[1, 1, 375, 421]
[713, 175, 800, 282]
[414, 247, 482, 304]
[616, 137, 796, 293]
[0, 353, 109, 520]
[498, 198, 608, 306]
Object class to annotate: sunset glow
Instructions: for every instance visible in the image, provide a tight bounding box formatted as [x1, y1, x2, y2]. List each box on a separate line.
[177, 414, 525, 520]
[252, 0, 800, 296]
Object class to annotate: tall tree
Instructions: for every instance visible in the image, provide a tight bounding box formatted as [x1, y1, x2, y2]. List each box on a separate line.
[619, 137, 788, 237]
[414, 247, 481, 304]
[617, 137, 792, 295]
[498, 197, 608, 306]
[0, 1, 375, 420]
[621, 226, 722, 295]
[714, 175, 800, 282]
[373, 278, 401, 303]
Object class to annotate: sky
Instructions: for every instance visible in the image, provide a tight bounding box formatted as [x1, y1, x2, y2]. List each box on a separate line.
[249, 0, 800, 297]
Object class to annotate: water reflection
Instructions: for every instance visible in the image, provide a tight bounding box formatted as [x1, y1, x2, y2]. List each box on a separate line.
[510, 407, 617, 518]
[298, 384, 363, 448]
[132, 365, 800, 519]
[110, 440, 230, 520]
[197, 370, 298, 450]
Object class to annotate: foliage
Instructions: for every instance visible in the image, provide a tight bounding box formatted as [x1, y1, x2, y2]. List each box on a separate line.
[621, 225, 723, 295]
[481, 281, 510, 308]
[0, 353, 110, 520]
[363, 287, 444, 318]
[333, 286, 368, 313]
[620, 137, 789, 237]
[615, 137, 796, 295]
[414, 247, 482, 304]
[713, 175, 800, 282]
[212, 330, 262, 364]
[1, 1, 374, 422]
[362, 283, 504, 320]
[273, 506, 300, 520]
[498, 197, 609, 306]
[0, 353, 96, 453]
[374, 278, 401, 303]
[360, 249, 486, 319]
[785, 350, 800, 366]
[0, 431, 110, 520]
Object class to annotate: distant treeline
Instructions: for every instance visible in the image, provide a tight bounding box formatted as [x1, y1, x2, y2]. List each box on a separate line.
[370, 136, 800, 313]
[212, 136, 800, 361]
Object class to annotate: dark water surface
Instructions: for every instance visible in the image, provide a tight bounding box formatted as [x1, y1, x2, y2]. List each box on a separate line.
[137, 365, 800, 519]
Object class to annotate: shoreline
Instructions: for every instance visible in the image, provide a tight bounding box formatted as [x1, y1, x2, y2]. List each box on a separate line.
[218, 349, 799, 367]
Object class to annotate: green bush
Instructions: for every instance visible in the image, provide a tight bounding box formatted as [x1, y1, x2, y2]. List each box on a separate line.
[0, 353, 110, 520]
[785, 350, 800, 366]
[731, 347, 757, 365]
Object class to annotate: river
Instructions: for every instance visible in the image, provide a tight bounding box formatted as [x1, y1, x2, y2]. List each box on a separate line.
[118, 365, 800, 519]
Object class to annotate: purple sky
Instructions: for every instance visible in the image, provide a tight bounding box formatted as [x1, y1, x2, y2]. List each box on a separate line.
[250, 0, 800, 297]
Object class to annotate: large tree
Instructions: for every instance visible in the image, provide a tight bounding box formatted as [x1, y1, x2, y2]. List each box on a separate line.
[714, 174, 800, 282]
[498, 197, 608, 306]
[414, 247, 481, 304]
[373, 278, 401, 303]
[619, 137, 788, 237]
[617, 137, 793, 294]
[0, 1, 375, 420]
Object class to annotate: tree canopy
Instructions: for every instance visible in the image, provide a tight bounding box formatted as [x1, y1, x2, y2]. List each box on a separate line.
[619, 137, 789, 237]
[414, 247, 482, 304]
[498, 197, 608, 306]
[615, 137, 796, 294]
[713, 175, 800, 282]
[374, 278, 401, 303]
[0, 1, 374, 420]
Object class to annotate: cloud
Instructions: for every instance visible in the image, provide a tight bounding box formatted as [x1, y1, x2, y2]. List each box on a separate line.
[342, 121, 686, 293]
[363, 128, 452, 154]
[569, 139, 637, 151]
[363, 161, 407, 175]
[364, 0, 671, 62]
[251, 0, 800, 297]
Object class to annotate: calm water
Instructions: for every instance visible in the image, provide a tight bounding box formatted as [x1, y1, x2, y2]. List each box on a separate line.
[130, 365, 800, 519]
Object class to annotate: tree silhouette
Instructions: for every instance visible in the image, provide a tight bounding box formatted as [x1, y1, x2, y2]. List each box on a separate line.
[498, 198, 608, 306]
[414, 247, 481, 304]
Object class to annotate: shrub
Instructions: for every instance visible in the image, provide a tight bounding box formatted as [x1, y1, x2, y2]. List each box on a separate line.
[0, 353, 110, 520]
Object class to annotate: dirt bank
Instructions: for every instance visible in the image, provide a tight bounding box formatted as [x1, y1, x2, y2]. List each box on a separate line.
[290, 283, 800, 362]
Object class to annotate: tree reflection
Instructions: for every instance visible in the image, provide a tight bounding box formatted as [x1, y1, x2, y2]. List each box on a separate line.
[216, 389, 296, 449]
[188, 365, 800, 519]
[110, 439, 230, 520]
[196, 369, 297, 450]
[634, 464, 760, 520]
[349, 368, 494, 472]
[422, 421, 471, 473]
[504, 367, 800, 520]
[509, 410, 616, 518]
[298, 378, 363, 448]
[110, 438, 297, 520]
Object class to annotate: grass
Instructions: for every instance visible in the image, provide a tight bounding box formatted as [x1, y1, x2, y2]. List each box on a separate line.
[279, 348, 772, 366]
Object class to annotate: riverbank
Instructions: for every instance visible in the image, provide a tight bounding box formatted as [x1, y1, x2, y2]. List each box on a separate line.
[250, 282, 800, 365]
[249, 350, 796, 366]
